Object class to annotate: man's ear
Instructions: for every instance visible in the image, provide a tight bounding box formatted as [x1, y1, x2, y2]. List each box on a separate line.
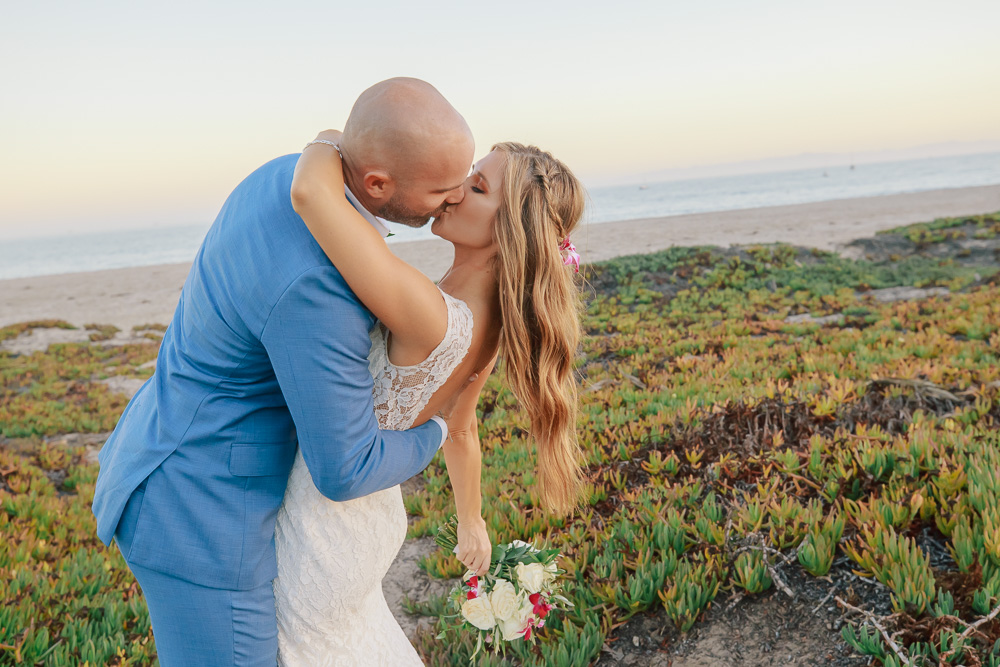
[362, 170, 394, 202]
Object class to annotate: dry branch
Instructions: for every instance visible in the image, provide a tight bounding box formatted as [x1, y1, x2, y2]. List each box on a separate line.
[835, 596, 912, 666]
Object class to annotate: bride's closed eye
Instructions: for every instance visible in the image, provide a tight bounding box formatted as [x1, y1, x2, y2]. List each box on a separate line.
[469, 173, 488, 195]
[464, 163, 494, 195]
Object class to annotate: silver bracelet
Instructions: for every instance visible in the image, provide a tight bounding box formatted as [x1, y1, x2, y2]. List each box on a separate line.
[304, 139, 341, 156]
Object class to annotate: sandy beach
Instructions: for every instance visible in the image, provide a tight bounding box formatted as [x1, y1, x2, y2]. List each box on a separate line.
[2, 184, 998, 333]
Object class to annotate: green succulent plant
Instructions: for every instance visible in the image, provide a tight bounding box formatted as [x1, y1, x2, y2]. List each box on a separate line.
[845, 525, 937, 614]
[658, 556, 725, 632]
[797, 511, 845, 577]
[842, 623, 888, 660]
[733, 550, 773, 594]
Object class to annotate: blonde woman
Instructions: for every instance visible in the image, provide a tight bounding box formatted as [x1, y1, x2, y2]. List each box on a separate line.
[272, 128, 585, 665]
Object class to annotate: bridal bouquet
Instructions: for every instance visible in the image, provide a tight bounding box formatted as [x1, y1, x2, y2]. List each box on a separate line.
[435, 517, 572, 659]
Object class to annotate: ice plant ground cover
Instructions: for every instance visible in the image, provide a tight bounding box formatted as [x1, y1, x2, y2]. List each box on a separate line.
[1, 212, 999, 665]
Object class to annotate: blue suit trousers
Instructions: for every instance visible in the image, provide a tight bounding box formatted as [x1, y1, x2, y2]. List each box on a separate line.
[117, 482, 278, 666]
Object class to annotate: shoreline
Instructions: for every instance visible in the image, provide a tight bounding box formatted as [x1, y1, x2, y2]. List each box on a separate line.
[2, 184, 998, 332]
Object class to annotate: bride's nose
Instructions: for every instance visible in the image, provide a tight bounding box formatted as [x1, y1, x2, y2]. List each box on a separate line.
[444, 184, 465, 206]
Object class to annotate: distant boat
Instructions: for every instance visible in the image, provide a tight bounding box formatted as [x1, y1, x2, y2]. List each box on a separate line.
[638, 185, 649, 190]
[823, 171, 829, 177]
[850, 164, 855, 170]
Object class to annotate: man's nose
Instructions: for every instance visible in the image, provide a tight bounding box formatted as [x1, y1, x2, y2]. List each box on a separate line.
[445, 186, 465, 205]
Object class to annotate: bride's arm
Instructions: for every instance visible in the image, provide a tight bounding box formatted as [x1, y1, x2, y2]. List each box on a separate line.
[290, 133, 448, 353]
[441, 356, 497, 576]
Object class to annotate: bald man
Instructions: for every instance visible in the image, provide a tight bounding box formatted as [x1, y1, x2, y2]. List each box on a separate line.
[92, 78, 475, 665]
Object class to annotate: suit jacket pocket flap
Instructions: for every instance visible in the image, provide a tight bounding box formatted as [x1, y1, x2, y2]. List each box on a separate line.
[229, 443, 296, 477]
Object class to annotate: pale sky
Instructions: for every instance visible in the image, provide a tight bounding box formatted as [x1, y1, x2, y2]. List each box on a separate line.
[1, 0, 999, 239]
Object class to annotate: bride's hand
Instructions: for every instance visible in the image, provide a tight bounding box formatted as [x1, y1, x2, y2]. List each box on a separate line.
[456, 517, 492, 576]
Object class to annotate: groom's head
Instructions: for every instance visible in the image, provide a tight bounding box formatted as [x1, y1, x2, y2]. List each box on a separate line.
[339, 78, 474, 228]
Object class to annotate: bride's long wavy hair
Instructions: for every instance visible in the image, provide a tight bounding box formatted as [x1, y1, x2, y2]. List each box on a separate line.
[490, 142, 585, 516]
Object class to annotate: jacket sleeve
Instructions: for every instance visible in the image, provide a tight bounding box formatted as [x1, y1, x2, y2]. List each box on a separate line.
[261, 266, 444, 501]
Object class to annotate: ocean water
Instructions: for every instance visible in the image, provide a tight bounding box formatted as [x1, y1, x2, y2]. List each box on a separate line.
[584, 151, 1000, 224]
[2, 152, 998, 280]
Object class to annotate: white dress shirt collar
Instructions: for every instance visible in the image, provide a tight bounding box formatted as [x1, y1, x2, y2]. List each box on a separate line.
[344, 186, 391, 238]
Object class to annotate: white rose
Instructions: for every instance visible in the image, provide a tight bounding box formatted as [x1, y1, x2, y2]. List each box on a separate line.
[497, 596, 535, 641]
[460, 595, 496, 631]
[543, 560, 559, 585]
[515, 562, 547, 594]
[488, 579, 521, 622]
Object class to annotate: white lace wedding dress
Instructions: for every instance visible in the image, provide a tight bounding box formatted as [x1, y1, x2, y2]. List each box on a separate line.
[273, 290, 473, 666]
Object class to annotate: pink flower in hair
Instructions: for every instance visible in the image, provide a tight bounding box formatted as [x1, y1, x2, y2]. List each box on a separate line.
[559, 237, 580, 273]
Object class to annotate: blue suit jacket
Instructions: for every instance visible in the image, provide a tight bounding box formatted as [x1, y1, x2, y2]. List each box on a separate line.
[92, 154, 443, 590]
